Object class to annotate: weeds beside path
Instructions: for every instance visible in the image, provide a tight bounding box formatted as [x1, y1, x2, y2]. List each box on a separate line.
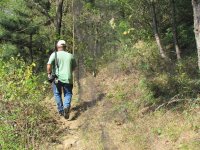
[42, 70, 200, 150]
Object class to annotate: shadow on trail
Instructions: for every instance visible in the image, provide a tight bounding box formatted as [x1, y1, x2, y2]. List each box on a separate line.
[70, 93, 106, 121]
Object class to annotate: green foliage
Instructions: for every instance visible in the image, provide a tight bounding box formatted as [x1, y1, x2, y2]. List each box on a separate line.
[0, 0, 55, 64]
[108, 40, 200, 108]
[137, 78, 156, 105]
[0, 43, 18, 59]
[0, 0, 199, 147]
[0, 57, 55, 149]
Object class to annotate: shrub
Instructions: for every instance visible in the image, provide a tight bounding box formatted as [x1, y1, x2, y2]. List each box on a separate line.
[0, 57, 55, 149]
[109, 40, 200, 107]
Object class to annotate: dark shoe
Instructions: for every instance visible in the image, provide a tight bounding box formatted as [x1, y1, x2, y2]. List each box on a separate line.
[59, 111, 64, 116]
[64, 107, 70, 119]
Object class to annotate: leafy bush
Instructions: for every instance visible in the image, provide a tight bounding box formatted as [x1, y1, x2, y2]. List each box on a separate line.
[0, 57, 56, 149]
[110, 41, 200, 107]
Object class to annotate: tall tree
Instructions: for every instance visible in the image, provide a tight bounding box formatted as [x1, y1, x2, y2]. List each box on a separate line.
[151, 0, 167, 59]
[192, 0, 200, 69]
[55, 0, 64, 37]
[171, 0, 181, 60]
[0, 0, 40, 62]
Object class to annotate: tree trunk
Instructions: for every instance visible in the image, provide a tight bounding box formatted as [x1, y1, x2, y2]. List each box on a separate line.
[192, 0, 200, 70]
[92, 23, 97, 77]
[72, 0, 76, 85]
[72, 0, 75, 55]
[29, 33, 33, 63]
[151, 1, 167, 59]
[55, 0, 64, 37]
[171, 0, 181, 60]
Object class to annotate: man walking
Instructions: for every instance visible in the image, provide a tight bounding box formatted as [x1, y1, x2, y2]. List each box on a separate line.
[47, 40, 76, 119]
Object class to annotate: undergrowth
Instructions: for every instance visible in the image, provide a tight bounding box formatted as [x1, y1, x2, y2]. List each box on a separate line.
[0, 57, 56, 149]
[104, 40, 200, 108]
[79, 40, 200, 149]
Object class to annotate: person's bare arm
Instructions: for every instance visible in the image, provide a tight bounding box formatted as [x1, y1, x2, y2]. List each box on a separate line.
[47, 64, 52, 74]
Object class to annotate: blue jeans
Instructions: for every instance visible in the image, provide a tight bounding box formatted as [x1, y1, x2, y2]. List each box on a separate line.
[52, 81, 73, 113]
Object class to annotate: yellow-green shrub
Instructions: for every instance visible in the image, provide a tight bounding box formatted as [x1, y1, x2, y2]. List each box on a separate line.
[0, 57, 55, 149]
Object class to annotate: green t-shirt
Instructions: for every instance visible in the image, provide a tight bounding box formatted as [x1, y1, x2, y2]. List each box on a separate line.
[47, 51, 76, 84]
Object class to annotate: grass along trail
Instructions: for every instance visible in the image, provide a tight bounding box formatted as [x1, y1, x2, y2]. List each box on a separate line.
[41, 67, 200, 149]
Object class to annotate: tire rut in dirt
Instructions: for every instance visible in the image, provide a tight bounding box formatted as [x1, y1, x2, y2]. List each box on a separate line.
[100, 123, 118, 150]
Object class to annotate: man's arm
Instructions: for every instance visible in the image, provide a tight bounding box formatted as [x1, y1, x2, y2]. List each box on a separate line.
[47, 52, 55, 77]
[47, 64, 52, 74]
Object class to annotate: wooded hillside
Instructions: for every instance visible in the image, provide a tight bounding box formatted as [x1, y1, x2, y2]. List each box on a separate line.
[0, 0, 199, 149]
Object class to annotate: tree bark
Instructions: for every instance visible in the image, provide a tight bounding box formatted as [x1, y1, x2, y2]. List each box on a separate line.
[29, 33, 33, 63]
[151, 0, 167, 59]
[171, 0, 181, 60]
[192, 0, 200, 70]
[72, 0, 75, 55]
[72, 0, 76, 85]
[92, 22, 97, 77]
[55, 0, 64, 37]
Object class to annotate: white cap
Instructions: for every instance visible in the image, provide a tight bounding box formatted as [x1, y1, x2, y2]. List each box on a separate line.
[57, 40, 66, 47]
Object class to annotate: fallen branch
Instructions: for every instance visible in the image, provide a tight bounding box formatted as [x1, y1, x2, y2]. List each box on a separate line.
[155, 95, 196, 111]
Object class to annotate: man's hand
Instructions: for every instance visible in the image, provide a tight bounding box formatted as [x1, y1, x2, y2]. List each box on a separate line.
[48, 73, 51, 79]
[47, 64, 52, 75]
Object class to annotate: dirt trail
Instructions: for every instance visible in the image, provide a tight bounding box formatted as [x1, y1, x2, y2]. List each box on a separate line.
[42, 71, 140, 150]
[43, 76, 111, 150]
[44, 96, 86, 150]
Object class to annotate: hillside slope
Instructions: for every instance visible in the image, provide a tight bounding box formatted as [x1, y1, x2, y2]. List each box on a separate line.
[44, 62, 199, 150]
